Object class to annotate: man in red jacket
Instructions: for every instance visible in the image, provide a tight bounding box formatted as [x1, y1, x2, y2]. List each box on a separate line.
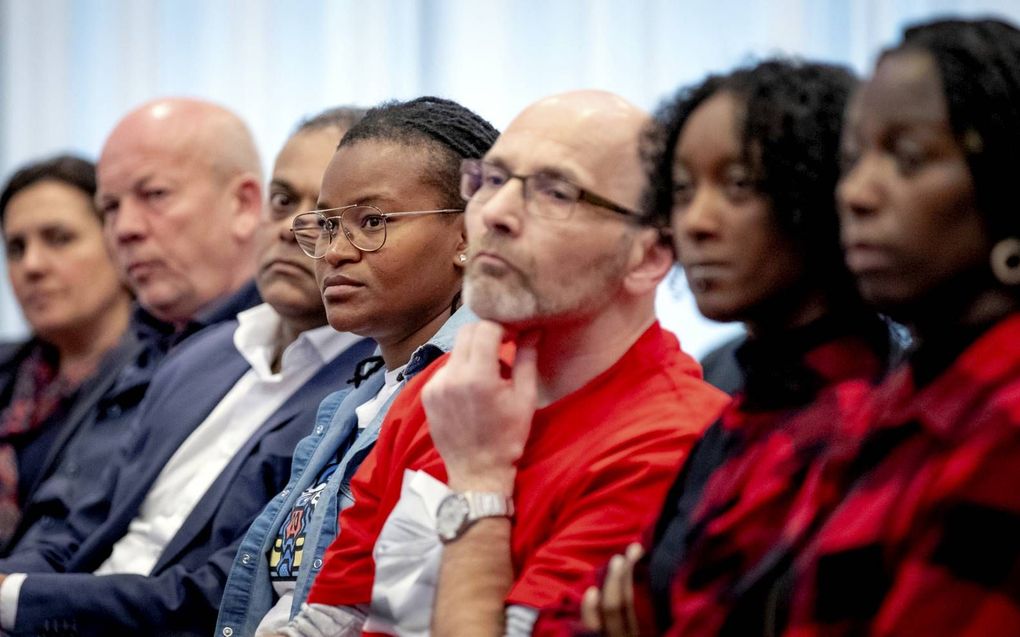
[273, 90, 730, 637]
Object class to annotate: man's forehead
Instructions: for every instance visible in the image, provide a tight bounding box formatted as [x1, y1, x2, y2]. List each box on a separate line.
[97, 142, 215, 202]
[486, 92, 648, 193]
[99, 142, 185, 181]
[485, 126, 590, 182]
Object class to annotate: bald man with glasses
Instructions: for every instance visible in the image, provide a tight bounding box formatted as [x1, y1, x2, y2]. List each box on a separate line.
[272, 90, 729, 637]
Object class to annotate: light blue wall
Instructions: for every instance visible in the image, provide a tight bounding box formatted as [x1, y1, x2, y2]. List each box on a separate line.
[3, 0, 1019, 355]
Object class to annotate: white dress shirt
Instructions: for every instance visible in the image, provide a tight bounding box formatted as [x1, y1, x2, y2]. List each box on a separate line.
[1, 303, 363, 629]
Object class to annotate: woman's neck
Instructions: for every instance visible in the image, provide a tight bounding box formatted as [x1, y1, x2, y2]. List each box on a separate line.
[744, 285, 830, 340]
[378, 306, 454, 371]
[911, 287, 1019, 344]
[53, 293, 132, 386]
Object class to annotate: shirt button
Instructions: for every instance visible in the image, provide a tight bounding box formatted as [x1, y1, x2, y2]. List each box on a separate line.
[315, 425, 324, 435]
[281, 489, 290, 497]
[312, 558, 323, 569]
[240, 553, 251, 565]
[222, 628, 234, 637]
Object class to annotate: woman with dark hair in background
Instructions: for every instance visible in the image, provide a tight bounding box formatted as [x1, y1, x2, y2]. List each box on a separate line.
[566, 58, 893, 636]
[0, 156, 132, 543]
[781, 18, 1020, 636]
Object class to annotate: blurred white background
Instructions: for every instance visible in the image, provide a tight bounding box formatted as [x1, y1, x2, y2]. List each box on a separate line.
[2, 0, 1019, 356]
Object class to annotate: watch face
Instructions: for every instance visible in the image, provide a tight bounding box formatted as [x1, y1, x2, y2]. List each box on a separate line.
[436, 493, 470, 542]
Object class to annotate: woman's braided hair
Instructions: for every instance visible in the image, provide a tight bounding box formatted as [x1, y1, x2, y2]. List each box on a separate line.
[339, 96, 499, 209]
[889, 18, 1020, 241]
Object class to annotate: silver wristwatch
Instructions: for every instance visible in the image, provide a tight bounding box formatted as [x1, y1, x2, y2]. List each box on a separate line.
[436, 491, 515, 543]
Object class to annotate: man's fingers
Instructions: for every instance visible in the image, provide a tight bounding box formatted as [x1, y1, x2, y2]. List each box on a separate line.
[446, 322, 478, 367]
[580, 586, 603, 631]
[464, 320, 504, 370]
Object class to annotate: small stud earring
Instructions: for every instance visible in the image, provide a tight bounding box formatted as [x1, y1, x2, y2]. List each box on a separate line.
[459, 254, 467, 263]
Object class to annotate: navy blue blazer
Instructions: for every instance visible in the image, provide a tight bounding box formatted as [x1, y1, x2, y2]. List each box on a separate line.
[0, 318, 375, 636]
[5, 282, 263, 554]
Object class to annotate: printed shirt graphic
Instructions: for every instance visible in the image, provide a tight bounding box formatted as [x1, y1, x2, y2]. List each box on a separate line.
[270, 459, 341, 581]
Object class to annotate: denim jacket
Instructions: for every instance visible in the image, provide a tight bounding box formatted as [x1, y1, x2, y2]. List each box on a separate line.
[215, 307, 475, 637]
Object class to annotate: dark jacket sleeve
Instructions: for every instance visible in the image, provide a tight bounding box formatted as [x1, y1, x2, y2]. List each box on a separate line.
[11, 545, 236, 636]
[7, 405, 311, 636]
[0, 437, 131, 574]
[0, 478, 114, 574]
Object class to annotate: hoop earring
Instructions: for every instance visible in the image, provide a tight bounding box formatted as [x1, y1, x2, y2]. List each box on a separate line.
[990, 237, 1020, 285]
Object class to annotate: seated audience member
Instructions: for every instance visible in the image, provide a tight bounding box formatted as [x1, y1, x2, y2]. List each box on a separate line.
[215, 97, 498, 637]
[0, 107, 375, 635]
[0, 156, 132, 543]
[277, 90, 730, 637]
[5, 98, 265, 552]
[570, 58, 892, 637]
[780, 18, 1020, 636]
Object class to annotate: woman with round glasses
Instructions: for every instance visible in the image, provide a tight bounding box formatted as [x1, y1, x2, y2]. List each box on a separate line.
[216, 96, 498, 637]
[560, 58, 894, 636]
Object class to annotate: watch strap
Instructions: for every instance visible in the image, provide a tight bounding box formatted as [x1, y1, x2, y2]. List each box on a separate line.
[464, 491, 515, 521]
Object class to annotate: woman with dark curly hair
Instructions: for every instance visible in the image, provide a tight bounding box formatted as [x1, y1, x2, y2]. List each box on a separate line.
[544, 58, 895, 637]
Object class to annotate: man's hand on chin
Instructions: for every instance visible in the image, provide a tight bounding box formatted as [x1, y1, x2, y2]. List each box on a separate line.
[423, 320, 540, 493]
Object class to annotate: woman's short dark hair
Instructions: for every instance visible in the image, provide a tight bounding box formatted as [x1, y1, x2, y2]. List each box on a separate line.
[886, 18, 1020, 241]
[0, 155, 98, 229]
[338, 96, 500, 210]
[646, 58, 857, 301]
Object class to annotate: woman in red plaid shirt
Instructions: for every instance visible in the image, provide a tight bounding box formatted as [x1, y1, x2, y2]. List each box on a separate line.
[536, 58, 898, 636]
[782, 17, 1020, 637]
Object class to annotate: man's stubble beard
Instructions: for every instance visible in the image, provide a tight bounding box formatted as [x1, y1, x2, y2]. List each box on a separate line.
[463, 261, 539, 324]
[462, 239, 632, 327]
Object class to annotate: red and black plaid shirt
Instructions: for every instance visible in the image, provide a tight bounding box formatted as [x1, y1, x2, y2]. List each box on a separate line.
[662, 319, 888, 637]
[533, 315, 891, 636]
[783, 312, 1020, 637]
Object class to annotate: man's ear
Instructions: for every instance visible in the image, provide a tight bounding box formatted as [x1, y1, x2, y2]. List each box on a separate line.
[229, 174, 263, 242]
[623, 227, 674, 296]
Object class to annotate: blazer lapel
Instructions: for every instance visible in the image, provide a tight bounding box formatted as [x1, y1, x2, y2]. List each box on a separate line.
[151, 337, 376, 572]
